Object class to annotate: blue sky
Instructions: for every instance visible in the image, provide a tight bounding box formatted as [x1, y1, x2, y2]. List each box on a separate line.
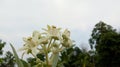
[0, 0, 120, 55]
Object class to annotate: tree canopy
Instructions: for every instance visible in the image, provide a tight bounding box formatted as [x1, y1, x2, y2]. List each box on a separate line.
[89, 21, 120, 67]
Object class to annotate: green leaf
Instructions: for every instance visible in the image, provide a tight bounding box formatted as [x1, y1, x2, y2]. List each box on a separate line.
[10, 44, 24, 67]
[21, 59, 31, 67]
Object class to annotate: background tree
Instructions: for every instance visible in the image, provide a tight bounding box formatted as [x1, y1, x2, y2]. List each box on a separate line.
[89, 21, 116, 49]
[58, 46, 92, 67]
[89, 21, 120, 67]
[0, 51, 15, 67]
[27, 53, 45, 66]
[0, 40, 15, 67]
[96, 31, 120, 67]
[0, 40, 6, 55]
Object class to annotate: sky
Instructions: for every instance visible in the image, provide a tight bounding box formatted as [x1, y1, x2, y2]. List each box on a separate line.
[0, 0, 120, 55]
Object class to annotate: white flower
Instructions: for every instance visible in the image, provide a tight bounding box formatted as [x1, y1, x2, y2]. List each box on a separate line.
[19, 37, 39, 57]
[32, 31, 41, 45]
[19, 31, 41, 56]
[42, 25, 61, 40]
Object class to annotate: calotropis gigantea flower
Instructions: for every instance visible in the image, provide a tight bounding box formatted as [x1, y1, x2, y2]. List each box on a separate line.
[19, 31, 41, 57]
[42, 25, 61, 40]
[32, 30, 41, 44]
[19, 37, 39, 57]
[18, 25, 74, 67]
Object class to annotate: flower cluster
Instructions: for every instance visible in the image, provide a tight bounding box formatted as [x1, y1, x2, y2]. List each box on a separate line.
[19, 25, 73, 66]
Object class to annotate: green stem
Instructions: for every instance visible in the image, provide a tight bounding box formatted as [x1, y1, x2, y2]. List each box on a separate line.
[48, 38, 52, 50]
[46, 38, 53, 67]
[83, 63, 86, 67]
[46, 51, 49, 67]
[45, 45, 49, 67]
[42, 44, 49, 66]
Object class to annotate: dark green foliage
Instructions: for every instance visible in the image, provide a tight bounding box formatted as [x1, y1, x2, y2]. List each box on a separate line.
[0, 40, 15, 67]
[89, 21, 116, 49]
[96, 32, 120, 67]
[0, 51, 15, 67]
[0, 40, 6, 55]
[20, 59, 30, 67]
[89, 21, 120, 67]
[36, 53, 45, 61]
[27, 57, 37, 66]
[27, 53, 45, 66]
[58, 47, 76, 67]
[58, 47, 92, 67]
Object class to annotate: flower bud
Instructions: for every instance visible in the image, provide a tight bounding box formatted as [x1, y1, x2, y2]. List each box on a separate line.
[62, 39, 72, 47]
[62, 29, 70, 40]
[39, 37, 48, 44]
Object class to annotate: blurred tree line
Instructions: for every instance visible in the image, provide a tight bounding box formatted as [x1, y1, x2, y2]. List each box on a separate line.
[0, 21, 120, 67]
[0, 40, 15, 67]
